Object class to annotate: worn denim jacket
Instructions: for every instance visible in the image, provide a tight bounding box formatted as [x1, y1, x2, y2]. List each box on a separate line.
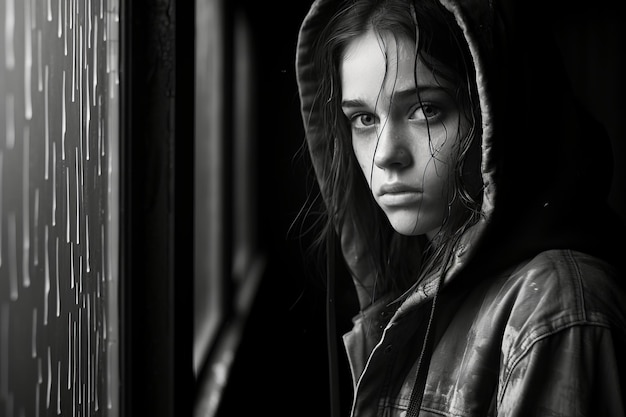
[344, 249, 626, 416]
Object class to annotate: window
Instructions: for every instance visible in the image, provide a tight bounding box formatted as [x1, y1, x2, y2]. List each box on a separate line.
[194, 1, 264, 415]
[0, 0, 120, 415]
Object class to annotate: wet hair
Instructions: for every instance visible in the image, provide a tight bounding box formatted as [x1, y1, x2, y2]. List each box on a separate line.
[309, 0, 483, 299]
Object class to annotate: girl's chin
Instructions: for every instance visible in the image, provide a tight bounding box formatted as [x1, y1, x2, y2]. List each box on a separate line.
[385, 211, 439, 237]
[387, 219, 426, 237]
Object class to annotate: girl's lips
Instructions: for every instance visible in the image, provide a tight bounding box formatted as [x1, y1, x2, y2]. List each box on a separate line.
[377, 183, 423, 206]
[378, 183, 422, 195]
[378, 190, 422, 206]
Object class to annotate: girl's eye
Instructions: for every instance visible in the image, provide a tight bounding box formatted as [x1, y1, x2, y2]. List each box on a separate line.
[351, 113, 376, 129]
[411, 104, 441, 121]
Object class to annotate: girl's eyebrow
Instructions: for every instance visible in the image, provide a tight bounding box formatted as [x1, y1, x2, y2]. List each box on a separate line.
[341, 85, 443, 109]
[341, 98, 367, 109]
[392, 86, 441, 101]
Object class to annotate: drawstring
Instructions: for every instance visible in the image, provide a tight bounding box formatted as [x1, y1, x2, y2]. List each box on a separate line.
[406, 249, 451, 417]
[405, 281, 441, 416]
[326, 227, 342, 417]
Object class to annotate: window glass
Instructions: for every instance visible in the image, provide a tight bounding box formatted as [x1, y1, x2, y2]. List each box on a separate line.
[0, 0, 120, 415]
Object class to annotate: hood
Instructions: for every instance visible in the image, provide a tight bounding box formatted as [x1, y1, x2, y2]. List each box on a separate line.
[295, 0, 624, 301]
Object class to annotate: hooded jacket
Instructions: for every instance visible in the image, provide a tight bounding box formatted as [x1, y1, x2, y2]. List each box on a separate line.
[295, 0, 626, 416]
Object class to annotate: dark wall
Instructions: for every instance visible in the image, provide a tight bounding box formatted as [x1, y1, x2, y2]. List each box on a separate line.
[120, 0, 195, 416]
[214, 1, 358, 416]
[553, 3, 626, 223]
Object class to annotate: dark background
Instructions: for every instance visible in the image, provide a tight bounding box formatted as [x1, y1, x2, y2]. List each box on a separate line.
[214, 2, 358, 416]
[211, 1, 359, 415]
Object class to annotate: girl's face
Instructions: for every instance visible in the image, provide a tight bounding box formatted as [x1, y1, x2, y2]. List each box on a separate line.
[340, 29, 471, 239]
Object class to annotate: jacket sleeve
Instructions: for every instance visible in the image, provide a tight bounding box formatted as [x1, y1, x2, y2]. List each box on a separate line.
[497, 324, 626, 416]
[342, 294, 396, 387]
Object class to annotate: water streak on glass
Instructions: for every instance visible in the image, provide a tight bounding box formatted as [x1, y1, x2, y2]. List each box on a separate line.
[64, 0, 68, 56]
[86, 215, 90, 272]
[24, 0, 32, 121]
[70, 0, 74, 30]
[62, 71, 67, 160]
[35, 380, 40, 417]
[44, 65, 49, 180]
[87, 293, 92, 405]
[31, 308, 37, 358]
[34, 187, 39, 265]
[6, 94, 15, 149]
[44, 226, 50, 326]
[37, 30, 43, 92]
[88, 0, 92, 49]
[97, 95, 102, 176]
[56, 361, 62, 414]
[46, 347, 51, 409]
[37, 357, 42, 384]
[78, 303, 82, 402]
[73, 321, 77, 393]
[67, 312, 72, 389]
[22, 127, 30, 288]
[56, 237, 61, 318]
[92, 19, 97, 105]
[52, 143, 57, 226]
[4, 0, 15, 70]
[58, 0, 63, 38]
[79, 24, 83, 144]
[71, 243, 75, 289]
[75, 148, 80, 245]
[85, 76, 90, 162]
[8, 212, 18, 301]
[65, 166, 70, 242]
[71, 19, 76, 102]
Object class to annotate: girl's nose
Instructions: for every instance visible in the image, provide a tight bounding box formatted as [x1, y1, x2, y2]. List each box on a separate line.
[374, 124, 411, 169]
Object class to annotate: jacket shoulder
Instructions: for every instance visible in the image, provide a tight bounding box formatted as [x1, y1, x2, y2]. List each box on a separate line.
[509, 249, 625, 320]
[500, 248, 626, 358]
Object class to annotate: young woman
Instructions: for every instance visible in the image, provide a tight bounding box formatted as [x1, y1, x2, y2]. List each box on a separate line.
[295, 0, 626, 416]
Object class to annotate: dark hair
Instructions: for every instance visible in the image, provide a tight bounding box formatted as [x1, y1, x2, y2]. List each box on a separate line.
[309, 0, 483, 299]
